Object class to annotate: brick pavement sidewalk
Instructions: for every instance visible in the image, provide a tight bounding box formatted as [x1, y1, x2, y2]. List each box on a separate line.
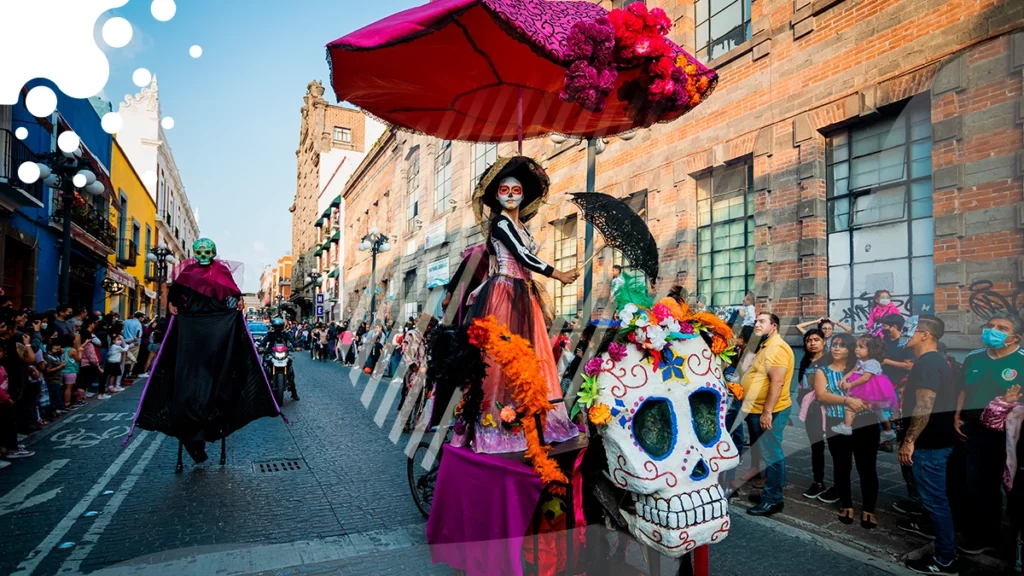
[732, 416, 1011, 575]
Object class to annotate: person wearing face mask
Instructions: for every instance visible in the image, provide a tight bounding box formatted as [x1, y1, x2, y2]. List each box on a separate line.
[454, 156, 580, 454]
[866, 290, 900, 335]
[952, 313, 1024, 557]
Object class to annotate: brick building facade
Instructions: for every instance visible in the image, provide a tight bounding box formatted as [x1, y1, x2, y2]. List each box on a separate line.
[290, 81, 373, 303]
[340, 0, 1023, 349]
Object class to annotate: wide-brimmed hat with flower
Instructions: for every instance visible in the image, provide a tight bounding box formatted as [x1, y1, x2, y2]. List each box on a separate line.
[473, 156, 550, 234]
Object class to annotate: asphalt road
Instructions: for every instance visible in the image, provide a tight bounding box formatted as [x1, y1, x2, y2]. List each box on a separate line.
[0, 353, 904, 575]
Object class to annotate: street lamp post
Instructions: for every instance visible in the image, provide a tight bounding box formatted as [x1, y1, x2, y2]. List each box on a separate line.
[24, 138, 108, 304]
[357, 227, 391, 324]
[308, 271, 322, 321]
[145, 243, 177, 316]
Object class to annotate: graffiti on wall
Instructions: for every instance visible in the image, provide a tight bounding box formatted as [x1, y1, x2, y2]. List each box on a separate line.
[831, 293, 934, 334]
[967, 280, 1022, 321]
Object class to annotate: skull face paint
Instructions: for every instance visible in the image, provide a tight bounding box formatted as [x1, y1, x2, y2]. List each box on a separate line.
[192, 238, 217, 266]
[497, 176, 524, 210]
[595, 334, 738, 556]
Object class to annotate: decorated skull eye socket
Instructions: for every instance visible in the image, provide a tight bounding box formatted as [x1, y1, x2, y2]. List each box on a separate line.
[689, 389, 722, 448]
[632, 398, 677, 460]
[498, 184, 523, 196]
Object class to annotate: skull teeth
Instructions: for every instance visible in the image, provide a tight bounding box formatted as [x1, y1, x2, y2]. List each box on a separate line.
[629, 486, 730, 529]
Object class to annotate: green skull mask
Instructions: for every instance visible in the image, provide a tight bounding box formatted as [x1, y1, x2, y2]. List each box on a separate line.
[193, 238, 217, 265]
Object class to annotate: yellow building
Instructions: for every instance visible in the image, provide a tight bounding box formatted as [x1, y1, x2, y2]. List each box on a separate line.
[107, 139, 158, 316]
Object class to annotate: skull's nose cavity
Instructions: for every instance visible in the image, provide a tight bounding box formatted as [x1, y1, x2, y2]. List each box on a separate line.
[690, 459, 709, 481]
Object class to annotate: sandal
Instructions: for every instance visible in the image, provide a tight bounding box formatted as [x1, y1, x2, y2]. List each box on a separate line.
[861, 511, 877, 529]
[838, 508, 855, 525]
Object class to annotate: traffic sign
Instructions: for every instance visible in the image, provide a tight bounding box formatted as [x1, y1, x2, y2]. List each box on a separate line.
[316, 293, 325, 304]
[315, 305, 324, 317]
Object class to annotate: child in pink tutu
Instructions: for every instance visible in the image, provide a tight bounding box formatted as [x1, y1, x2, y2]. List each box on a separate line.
[832, 335, 899, 437]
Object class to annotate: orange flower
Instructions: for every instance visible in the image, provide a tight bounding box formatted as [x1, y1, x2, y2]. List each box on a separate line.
[500, 405, 517, 423]
[471, 317, 568, 488]
[696, 76, 710, 93]
[689, 93, 702, 107]
[711, 334, 729, 355]
[684, 63, 697, 76]
[589, 403, 612, 426]
[727, 381, 745, 400]
[693, 312, 734, 343]
[656, 297, 690, 322]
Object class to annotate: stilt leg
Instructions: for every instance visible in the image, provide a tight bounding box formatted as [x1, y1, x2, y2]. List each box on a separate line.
[175, 441, 183, 474]
[220, 437, 226, 466]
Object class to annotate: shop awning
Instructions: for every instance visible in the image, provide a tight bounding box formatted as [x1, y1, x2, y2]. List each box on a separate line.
[314, 218, 324, 228]
[322, 239, 331, 251]
[314, 247, 323, 256]
[328, 267, 339, 278]
[106, 266, 137, 289]
[330, 195, 341, 208]
[330, 231, 340, 243]
[322, 207, 332, 218]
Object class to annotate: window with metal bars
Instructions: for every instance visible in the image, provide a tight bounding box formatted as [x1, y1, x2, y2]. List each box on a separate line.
[825, 97, 934, 329]
[434, 140, 452, 215]
[407, 150, 419, 232]
[553, 216, 579, 319]
[696, 162, 754, 307]
[471, 143, 497, 186]
[694, 0, 751, 62]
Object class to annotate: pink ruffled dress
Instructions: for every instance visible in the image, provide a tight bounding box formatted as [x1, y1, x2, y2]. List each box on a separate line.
[451, 215, 579, 454]
[847, 359, 898, 409]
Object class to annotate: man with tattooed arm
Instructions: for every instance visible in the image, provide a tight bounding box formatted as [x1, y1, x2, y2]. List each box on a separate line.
[897, 315, 958, 575]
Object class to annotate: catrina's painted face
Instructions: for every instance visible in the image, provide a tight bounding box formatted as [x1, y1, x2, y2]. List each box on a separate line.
[498, 177, 524, 210]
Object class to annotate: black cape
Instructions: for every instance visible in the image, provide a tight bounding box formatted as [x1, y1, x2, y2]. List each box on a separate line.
[133, 284, 281, 445]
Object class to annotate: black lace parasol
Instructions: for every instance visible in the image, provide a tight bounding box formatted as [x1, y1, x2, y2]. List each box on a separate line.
[569, 192, 659, 284]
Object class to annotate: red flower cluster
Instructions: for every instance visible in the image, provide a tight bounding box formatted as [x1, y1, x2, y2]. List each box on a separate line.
[559, 2, 715, 125]
[467, 323, 489, 348]
[607, 3, 672, 65]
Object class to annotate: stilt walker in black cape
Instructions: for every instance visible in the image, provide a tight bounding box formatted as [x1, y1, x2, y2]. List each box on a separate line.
[125, 238, 283, 469]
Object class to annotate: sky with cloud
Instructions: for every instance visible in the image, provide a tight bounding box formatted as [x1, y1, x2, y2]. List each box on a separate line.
[99, 0, 419, 291]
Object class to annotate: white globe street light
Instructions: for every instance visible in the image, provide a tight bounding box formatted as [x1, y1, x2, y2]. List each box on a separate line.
[146, 252, 158, 262]
[77, 169, 96, 185]
[72, 173, 87, 188]
[86, 181, 105, 195]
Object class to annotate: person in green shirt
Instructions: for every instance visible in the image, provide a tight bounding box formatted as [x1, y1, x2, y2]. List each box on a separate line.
[954, 313, 1024, 556]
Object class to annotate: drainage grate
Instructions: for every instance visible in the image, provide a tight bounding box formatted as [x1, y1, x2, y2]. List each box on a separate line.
[252, 459, 304, 474]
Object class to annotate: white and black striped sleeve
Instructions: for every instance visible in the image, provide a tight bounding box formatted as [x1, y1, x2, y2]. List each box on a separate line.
[492, 218, 554, 277]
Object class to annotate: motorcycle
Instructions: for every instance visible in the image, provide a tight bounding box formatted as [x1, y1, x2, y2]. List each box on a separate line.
[263, 344, 292, 407]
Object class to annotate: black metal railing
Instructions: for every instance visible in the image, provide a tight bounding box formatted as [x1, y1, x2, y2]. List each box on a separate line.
[117, 239, 138, 267]
[0, 128, 45, 205]
[51, 195, 117, 252]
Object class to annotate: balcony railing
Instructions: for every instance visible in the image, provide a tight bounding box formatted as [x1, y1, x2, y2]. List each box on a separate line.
[0, 128, 45, 206]
[51, 195, 117, 252]
[117, 239, 138, 268]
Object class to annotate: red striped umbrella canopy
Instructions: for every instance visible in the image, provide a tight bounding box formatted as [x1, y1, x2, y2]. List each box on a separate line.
[326, 0, 716, 142]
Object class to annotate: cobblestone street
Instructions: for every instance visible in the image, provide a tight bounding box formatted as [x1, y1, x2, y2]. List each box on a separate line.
[0, 355, 985, 575]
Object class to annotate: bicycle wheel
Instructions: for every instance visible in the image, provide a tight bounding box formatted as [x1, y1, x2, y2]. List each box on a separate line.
[408, 440, 441, 519]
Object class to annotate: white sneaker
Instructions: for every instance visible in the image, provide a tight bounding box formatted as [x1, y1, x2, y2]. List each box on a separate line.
[97, 393, 111, 400]
[6, 448, 35, 459]
[137, 373, 149, 378]
[113, 386, 125, 393]
[831, 423, 854, 436]
[880, 429, 898, 442]
[0, 460, 11, 470]
[85, 392, 96, 398]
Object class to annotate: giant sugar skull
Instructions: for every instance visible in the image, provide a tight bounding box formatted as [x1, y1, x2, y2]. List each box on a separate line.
[593, 327, 738, 556]
[192, 238, 217, 266]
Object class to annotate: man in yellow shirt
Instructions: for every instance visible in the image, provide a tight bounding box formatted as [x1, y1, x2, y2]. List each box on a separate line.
[741, 312, 795, 517]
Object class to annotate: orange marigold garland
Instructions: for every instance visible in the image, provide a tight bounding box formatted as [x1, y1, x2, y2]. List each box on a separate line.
[470, 316, 569, 489]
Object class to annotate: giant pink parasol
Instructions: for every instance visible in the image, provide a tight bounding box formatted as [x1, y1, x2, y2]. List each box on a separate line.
[326, 0, 717, 143]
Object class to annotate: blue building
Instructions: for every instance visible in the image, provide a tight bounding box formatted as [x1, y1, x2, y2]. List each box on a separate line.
[0, 80, 115, 312]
